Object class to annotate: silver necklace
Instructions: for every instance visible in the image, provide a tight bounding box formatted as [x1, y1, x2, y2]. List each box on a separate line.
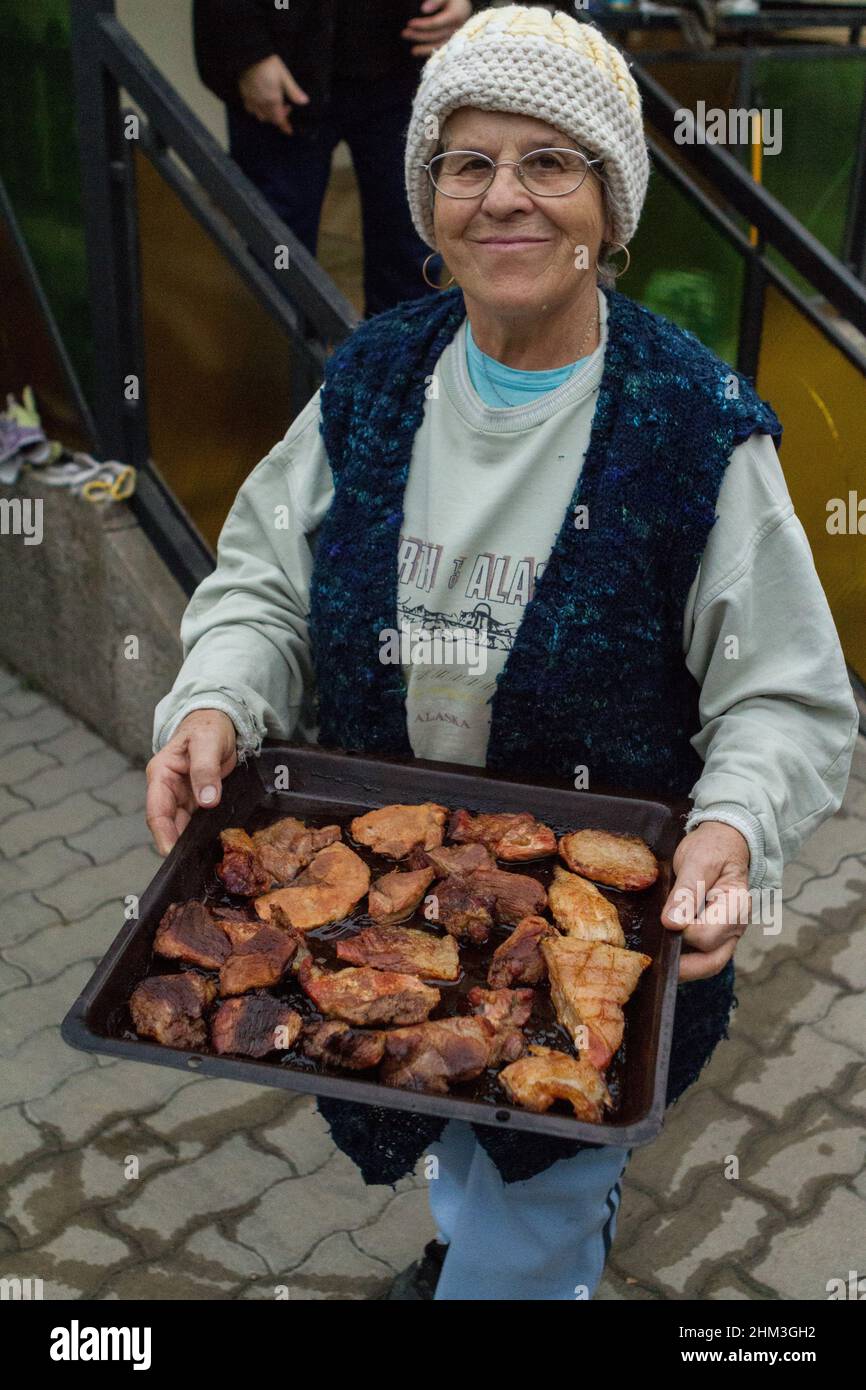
[477, 308, 599, 408]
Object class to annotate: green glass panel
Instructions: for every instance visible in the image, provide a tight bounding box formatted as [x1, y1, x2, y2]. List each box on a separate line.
[646, 53, 866, 289]
[754, 56, 863, 260]
[752, 55, 865, 299]
[0, 1, 93, 398]
[626, 161, 743, 364]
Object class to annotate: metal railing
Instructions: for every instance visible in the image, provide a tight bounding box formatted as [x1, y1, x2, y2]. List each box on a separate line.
[634, 42, 866, 282]
[68, 1, 866, 596]
[69, 0, 357, 594]
[633, 62, 866, 376]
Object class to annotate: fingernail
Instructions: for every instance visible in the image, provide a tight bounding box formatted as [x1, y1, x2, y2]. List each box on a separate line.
[199, 785, 218, 805]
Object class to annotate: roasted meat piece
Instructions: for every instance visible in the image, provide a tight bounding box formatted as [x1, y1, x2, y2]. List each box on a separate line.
[548, 866, 625, 945]
[367, 865, 435, 924]
[466, 866, 547, 926]
[298, 957, 440, 1026]
[467, 985, 534, 1030]
[415, 842, 495, 877]
[558, 829, 659, 891]
[542, 937, 652, 1070]
[255, 841, 371, 930]
[488, 914, 554, 988]
[500, 1045, 612, 1122]
[154, 901, 231, 971]
[349, 802, 448, 859]
[216, 817, 341, 895]
[448, 810, 557, 861]
[252, 817, 341, 885]
[303, 1020, 387, 1070]
[129, 972, 216, 1049]
[219, 923, 300, 996]
[212, 908, 263, 949]
[217, 828, 272, 897]
[211, 995, 302, 1056]
[425, 874, 496, 944]
[467, 985, 534, 1064]
[336, 924, 460, 980]
[212, 904, 257, 924]
[380, 1017, 496, 1094]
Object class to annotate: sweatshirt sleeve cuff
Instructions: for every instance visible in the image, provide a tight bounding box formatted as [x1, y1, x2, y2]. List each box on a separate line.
[683, 801, 768, 891]
[152, 690, 264, 762]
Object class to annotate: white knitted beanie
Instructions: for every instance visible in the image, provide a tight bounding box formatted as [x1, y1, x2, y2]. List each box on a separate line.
[404, 5, 649, 249]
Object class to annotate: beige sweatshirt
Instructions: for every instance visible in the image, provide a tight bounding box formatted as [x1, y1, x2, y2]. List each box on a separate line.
[153, 292, 859, 891]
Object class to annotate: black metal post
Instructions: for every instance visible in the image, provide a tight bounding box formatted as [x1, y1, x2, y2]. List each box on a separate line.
[842, 68, 866, 280]
[68, 0, 151, 470]
[737, 250, 766, 380]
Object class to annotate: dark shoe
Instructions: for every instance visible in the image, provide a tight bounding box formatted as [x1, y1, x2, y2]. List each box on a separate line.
[382, 1239, 448, 1300]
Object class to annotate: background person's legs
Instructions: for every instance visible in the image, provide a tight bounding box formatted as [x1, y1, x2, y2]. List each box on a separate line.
[336, 75, 437, 317]
[226, 105, 340, 256]
[428, 1127, 631, 1301]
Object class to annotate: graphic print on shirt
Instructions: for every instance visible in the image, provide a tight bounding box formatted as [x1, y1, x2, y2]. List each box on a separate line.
[397, 532, 546, 760]
[398, 535, 544, 646]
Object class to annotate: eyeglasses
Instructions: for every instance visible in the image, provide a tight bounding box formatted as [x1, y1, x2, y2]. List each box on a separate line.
[424, 147, 605, 199]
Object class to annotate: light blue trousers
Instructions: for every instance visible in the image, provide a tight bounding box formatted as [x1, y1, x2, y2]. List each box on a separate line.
[427, 1119, 631, 1301]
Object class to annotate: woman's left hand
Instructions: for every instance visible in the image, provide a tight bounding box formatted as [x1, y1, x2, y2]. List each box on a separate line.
[661, 822, 752, 981]
[401, 0, 473, 57]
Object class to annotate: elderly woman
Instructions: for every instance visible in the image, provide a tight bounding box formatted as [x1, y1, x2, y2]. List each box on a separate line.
[149, 6, 857, 1300]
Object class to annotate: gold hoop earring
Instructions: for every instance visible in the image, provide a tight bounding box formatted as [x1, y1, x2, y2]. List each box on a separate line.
[422, 252, 455, 290]
[596, 241, 631, 278]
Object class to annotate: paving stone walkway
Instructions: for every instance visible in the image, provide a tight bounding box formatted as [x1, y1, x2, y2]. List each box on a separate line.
[0, 660, 863, 1300]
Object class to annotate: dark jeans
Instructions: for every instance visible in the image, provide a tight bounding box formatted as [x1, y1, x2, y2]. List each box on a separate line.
[227, 73, 436, 318]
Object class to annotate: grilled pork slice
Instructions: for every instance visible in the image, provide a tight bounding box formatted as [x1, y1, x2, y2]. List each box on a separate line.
[380, 1017, 496, 1094]
[211, 995, 302, 1056]
[548, 865, 625, 945]
[558, 829, 659, 891]
[212, 907, 263, 949]
[500, 1045, 612, 1122]
[219, 923, 300, 996]
[448, 810, 557, 861]
[154, 901, 231, 971]
[298, 957, 440, 1026]
[252, 817, 340, 886]
[425, 874, 496, 944]
[303, 1020, 387, 1070]
[349, 802, 448, 859]
[336, 924, 460, 980]
[367, 865, 435, 924]
[466, 867, 547, 926]
[542, 937, 652, 1070]
[130, 972, 216, 1049]
[488, 914, 555, 988]
[413, 842, 495, 877]
[254, 841, 370, 930]
[466, 985, 534, 1065]
[217, 828, 272, 897]
[216, 818, 341, 895]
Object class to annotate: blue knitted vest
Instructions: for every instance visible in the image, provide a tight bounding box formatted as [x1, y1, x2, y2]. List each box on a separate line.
[307, 285, 782, 1186]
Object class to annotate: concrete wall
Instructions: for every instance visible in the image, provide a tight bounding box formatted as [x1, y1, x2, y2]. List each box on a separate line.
[0, 475, 187, 766]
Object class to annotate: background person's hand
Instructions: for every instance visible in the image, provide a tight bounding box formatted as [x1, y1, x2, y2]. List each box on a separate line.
[401, 0, 473, 57]
[238, 55, 310, 135]
[146, 710, 238, 857]
[660, 821, 752, 981]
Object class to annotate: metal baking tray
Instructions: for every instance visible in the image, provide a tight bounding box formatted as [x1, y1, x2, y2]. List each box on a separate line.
[61, 745, 688, 1147]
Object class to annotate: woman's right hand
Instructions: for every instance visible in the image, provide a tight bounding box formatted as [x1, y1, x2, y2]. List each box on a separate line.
[146, 709, 238, 856]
